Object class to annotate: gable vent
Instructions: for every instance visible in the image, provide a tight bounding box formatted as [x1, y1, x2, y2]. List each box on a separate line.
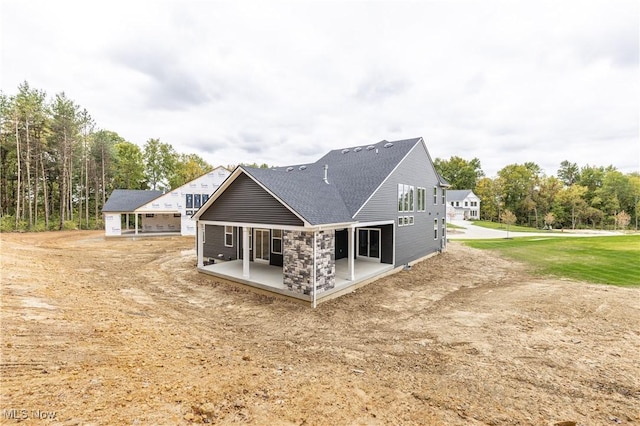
[341, 148, 350, 154]
[366, 145, 375, 150]
[384, 142, 394, 148]
[354, 147, 362, 152]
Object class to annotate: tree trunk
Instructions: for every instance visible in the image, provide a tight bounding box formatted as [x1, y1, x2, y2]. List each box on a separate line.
[14, 120, 21, 229]
[41, 152, 49, 229]
[34, 142, 39, 225]
[85, 145, 89, 228]
[25, 119, 33, 228]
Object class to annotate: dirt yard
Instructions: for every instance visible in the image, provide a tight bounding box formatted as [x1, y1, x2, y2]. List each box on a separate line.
[1, 231, 638, 425]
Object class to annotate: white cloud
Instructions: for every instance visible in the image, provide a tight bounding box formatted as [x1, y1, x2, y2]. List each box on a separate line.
[2, 0, 638, 177]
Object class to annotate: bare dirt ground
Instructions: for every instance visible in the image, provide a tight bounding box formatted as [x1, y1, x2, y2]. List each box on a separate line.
[1, 231, 638, 426]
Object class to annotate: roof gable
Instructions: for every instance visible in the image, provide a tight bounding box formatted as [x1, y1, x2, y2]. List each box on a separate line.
[446, 190, 477, 201]
[103, 190, 164, 213]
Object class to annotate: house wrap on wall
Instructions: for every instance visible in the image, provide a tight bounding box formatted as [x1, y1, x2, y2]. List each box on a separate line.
[193, 138, 449, 306]
[103, 166, 231, 236]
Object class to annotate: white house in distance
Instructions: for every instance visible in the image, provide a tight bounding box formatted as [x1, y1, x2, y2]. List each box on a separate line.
[446, 189, 481, 221]
[103, 166, 231, 236]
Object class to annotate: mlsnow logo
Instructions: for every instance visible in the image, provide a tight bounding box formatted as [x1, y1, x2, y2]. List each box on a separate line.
[3, 408, 57, 420]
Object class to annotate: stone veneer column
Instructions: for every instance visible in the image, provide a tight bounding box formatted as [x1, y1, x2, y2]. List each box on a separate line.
[314, 230, 335, 292]
[283, 230, 313, 295]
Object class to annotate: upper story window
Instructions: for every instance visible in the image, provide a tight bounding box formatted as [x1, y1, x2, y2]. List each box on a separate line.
[442, 189, 446, 205]
[433, 187, 438, 205]
[417, 188, 426, 212]
[398, 184, 414, 212]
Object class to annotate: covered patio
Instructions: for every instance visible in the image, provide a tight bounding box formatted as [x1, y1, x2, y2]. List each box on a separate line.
[198, 258, 395, 302]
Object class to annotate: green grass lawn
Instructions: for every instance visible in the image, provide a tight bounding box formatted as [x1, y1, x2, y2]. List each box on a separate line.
[446, 222, 466, 230]
[471, 220, 542, 232]
[463, 235, 640, 287]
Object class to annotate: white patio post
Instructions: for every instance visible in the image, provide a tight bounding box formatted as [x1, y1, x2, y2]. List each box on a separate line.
[197, 222, 204, 268]
[242, 226, 250, 278]
[134, 213, 138, 235]
[348, 226, 355, 281]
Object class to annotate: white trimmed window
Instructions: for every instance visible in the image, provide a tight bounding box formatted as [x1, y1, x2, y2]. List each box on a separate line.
[433, 187, 438, 205]
[224, 226, 233, 247]
[442, 189, 446, 205]
[434, 219, 438, 239]
[272, 229, 282, 254]
[398, 184, 415, 212]
[417, 187, 426, 211]
[442, 217, 446, 239]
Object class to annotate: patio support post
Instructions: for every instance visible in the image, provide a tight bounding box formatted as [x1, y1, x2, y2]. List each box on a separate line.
[134, 213, 138, 236]
[197, 222, 204, 268]
[242, 226, 250, 278]
[348, 226, 355, 281]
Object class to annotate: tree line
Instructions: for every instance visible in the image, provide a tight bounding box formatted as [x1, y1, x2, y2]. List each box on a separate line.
[2, 81, 638, 232]
[0, 82, 215, 232]
[434, 156, 640, 230]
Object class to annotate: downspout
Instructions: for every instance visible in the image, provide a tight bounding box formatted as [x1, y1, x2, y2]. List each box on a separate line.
[312, 231, 317, 309]
[323, 165, 329, 184]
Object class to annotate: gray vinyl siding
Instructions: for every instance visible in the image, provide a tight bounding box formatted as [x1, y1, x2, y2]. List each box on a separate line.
[199, 173, 304, 226]
[355, 142, 446, 266]
[203, 225, 237, 261]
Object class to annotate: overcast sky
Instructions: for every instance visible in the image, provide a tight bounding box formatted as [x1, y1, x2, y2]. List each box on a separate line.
[2, 1, 638, 177]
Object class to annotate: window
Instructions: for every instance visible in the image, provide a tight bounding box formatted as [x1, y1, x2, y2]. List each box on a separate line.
[173, 213, 181, 218]
[272, 229, 282, 254]
[408, 216, 414, 225]
[224, 226, 233, 247]
[417, 188, 426, 211]
[194, 194, 202, 208]
[398, 184, 414, 212]
[434, 219, 438, 239]
[398, 217, 404, 227]
[186, 210, 193, 216]
[442, 217, 446, 239]
[145, 214, 154, 218]
[202, 194, 209, 204]
[433, 187, 438, 205]
[185, 194, 193, 209]
[465, 201, 468, 207]
[442, 189, 446, 205]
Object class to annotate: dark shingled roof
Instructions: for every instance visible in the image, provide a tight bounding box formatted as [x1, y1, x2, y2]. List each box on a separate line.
[242, 138, 424, 225]
[102, 189, 163, 212]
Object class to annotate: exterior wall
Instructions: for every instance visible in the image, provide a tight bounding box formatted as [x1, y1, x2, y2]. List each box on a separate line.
[283, 230, 313, 295]
[355, 142, 446, 266]
[315, 230, 335, 293]
[199, 173, 304, 227]
[135, 167, 230, 235]
[104, 213, 122, 236]
[203, 225, 237, 261]
[140, 213, 181, 232]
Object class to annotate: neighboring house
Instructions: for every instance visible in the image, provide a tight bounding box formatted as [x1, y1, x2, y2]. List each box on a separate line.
[446, 189, 481, 220]
[103, 166, 231, 236]
[193, 137, 449, 306]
